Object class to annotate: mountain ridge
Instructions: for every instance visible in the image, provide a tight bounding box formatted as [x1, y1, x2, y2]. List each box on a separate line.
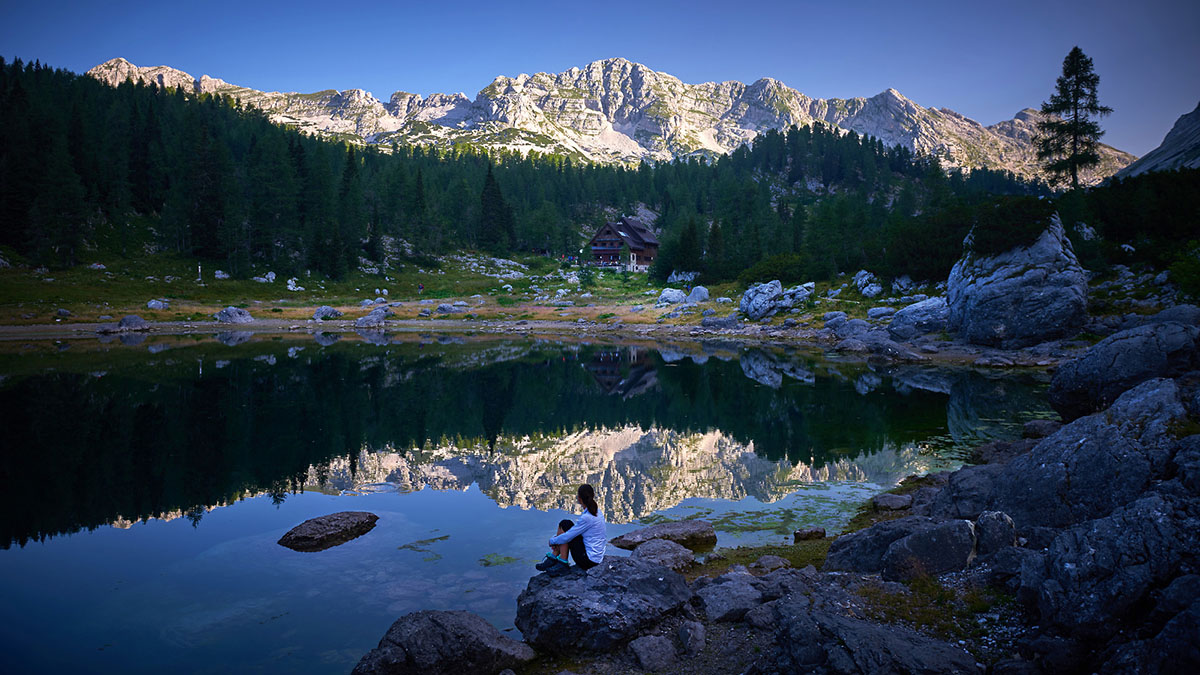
[87, 56, 1136, 184]
[1115, 101, 1200, 178]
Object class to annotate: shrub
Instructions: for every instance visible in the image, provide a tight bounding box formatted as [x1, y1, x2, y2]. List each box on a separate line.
[1170, 242, 1200, 298]
[737, 253, 809, 285]
[968, 196, 1055, 256]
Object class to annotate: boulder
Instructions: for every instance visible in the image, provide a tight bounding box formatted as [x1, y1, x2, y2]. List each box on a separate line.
[629, 635, 676, 671]
[947, 216, 1087, 348]
[351, 610, 535, 675]
[1022, 493, 1200, 642]
[769, 596, 981, 674]
[611, 520, 717, 551]
[213, 306, 253, 324]
[1022, 419, 1063, 439]
[677, 620, 705, 655]
[356, 307, 394, 328]
[278, 511, 378, 552]
[313, 305, 343, 321]
[715, 296, 733, 304]
[793, 526, 826, 542]
[146, 299, 168, 310]
[823, 516, 935, 573]
[739, 280, 783, 320]
[853, 270, 883, 298]
[435, 303, 455, 314]
[99, 314, 151, 334]
[887, 297, 949, 341]
[631, 538, 695, 571]
[834, 319, 870, 339]
[867, 306, 897, 320]
[658, 288, 687, 304]
[880, 519, 976, 581]
[872, 493, 913, 511]
[1048, 322, 1200, 420]
[974, 511, 1016, 556]
[750, 555, 791, 573]
[685, 286, 709, 303]
[696, 571, 763, 621]
[934, 378, 1188, 530]
[700, 315, 738, 329]
[514, 557, 693, 654]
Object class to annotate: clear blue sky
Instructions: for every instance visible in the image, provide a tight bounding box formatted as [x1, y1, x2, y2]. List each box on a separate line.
[3, 0, 1197, 155]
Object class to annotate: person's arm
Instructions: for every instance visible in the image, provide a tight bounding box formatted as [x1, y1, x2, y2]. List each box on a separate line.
[549, 515, 592, 546]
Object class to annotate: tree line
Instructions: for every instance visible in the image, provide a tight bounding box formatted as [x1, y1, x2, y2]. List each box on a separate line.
[1, 55, 1195, 287]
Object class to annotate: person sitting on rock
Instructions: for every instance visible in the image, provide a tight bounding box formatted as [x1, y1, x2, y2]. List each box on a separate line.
[535, 484, 606, 575]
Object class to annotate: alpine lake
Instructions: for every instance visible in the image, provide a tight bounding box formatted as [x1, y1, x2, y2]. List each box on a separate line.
[0, 330, 1053, 673]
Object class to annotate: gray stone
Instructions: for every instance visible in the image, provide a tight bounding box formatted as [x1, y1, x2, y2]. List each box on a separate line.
[146, 299, 168, 310]
[750, 555, 790, 573]
[313, 305, 343, 321]
[278, 511, 378, 552]
[824, 516, 936, 573]
[514, 557, 693, 654]
[351, 610, 535, 675]
[769, 596, 980, 674]
[834, 318, 870, 339]
[715, 296, 732, 304]
[677, 620, 705, 655]
[744, 602, 776, 629]
[739, 280, 784, 320]
[100, 314, 151, 333]
[684, 286, 709, 303]
[872, 493, 913, 511]
[881, 519, 976, 581]
[629, 635, 676, 671]
[947, 216, 1087, 348]
[212, 306, 253, 324]
[867, 306, 897, 320]
[793, 526, 825, 542]
[611, 520, 717, 551]
[696, 576, 763, 621]
[1048, 322, 1199, 420]
[887, 296, 950, 341]
[658, 288, 687, 304]
[631, 538, 695, 571]
[823, 311, 847, 322]
[854, 270, 884, 298]
[1022, 419, 1063, 439]
[435, 303, 455, 313]
[356, 307, 394, 328]
[974, 511, 1016, 556]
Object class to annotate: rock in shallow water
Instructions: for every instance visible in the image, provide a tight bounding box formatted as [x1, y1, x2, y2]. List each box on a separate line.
[352, 609, 535, 675]
[514, 557, 692, 654]
[212, 306, 253, 324]
[610, 520, 717, 551]
[277, 511, 378, 552]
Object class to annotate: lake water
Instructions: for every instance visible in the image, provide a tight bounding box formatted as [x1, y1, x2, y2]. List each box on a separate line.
[0, 333, 1051, 673]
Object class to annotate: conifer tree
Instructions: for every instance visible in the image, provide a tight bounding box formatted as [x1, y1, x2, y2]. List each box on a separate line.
[479, 163, 513, 252]
[1037, 46, 1113, 190]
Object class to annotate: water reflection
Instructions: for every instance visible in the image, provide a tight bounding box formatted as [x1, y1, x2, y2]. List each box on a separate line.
[0, 339, 1049, 548]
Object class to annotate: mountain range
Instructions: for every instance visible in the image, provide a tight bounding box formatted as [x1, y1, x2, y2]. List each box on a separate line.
[1116, 101, 1200, 178]
[87, 57, 1136, 184]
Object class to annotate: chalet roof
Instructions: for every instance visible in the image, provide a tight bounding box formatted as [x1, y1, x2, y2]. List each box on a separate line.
[593, 216, 659, 250]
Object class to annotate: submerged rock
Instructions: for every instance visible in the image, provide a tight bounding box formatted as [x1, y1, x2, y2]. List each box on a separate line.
[947, 216, 1087, 348]
[610, 520, 717, 551]
[277, 511, 379, 552]
[352, 609, 535, 675]
[514, 557, 692, 654]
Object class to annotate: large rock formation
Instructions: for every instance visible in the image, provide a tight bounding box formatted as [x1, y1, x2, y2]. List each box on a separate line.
[514, 557, 693, 653]
[86, 57, 1135, 182]
[1048, 321, 1200, 420]
[1116, 100, 1200, 177]
[947, 216, 1087, 348]
[887, 296, 949, 341]
[352, 610, 535, 675]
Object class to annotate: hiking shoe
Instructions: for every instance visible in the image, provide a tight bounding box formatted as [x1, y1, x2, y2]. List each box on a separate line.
[537, 552, 568, 566]
[545, 558, 572, 576]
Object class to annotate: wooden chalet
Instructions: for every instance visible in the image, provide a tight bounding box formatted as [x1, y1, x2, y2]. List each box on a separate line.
[587, 217, 659, 272]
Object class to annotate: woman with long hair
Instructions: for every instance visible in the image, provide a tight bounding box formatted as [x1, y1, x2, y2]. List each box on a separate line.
[536, 484, 606, 574]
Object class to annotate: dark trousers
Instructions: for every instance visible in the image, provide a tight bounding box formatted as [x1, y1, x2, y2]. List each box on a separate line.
[559, 519, 598, 570]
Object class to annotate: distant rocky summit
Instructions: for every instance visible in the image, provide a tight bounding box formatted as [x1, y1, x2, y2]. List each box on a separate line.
[947, 215, 1088, 348]
[86, 57, 1134, 182]
[1116, 100, 1200, 177]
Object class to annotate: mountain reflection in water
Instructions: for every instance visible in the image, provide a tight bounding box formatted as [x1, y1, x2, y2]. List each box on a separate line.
[0, 338, 1050, 548]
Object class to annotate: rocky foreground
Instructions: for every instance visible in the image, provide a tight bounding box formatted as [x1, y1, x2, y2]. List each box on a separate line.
[348, 309, 1200, 674]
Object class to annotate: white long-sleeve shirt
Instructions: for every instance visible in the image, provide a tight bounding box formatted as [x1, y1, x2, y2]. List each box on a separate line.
[548, 510, 607, 563]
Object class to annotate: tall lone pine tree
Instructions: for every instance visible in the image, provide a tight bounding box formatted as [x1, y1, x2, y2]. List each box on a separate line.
[1036, 46, 1113, 190]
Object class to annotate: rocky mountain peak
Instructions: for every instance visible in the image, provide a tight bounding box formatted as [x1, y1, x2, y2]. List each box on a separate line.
[85, 56, 1137, 183]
